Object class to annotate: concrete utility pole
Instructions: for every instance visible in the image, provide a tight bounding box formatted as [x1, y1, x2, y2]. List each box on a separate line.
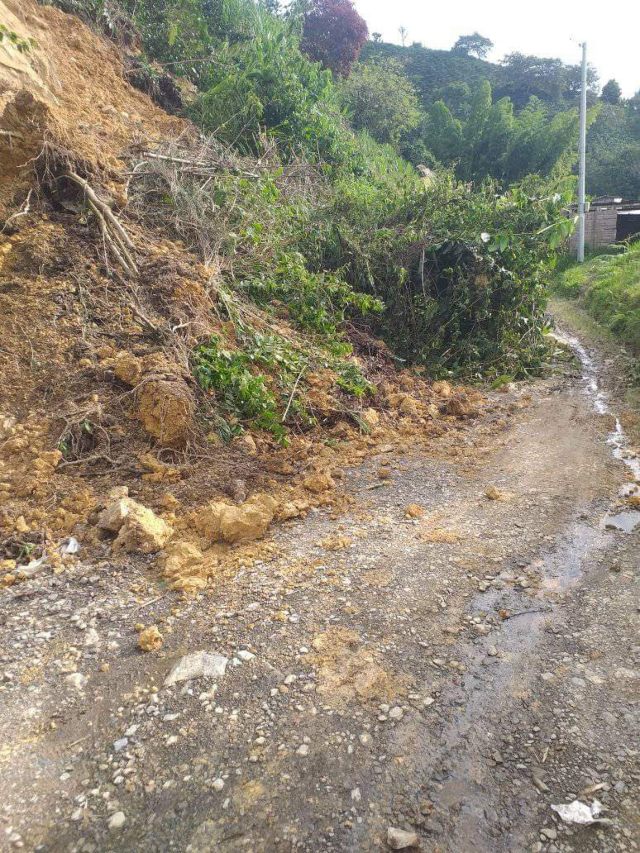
[577, 41, 587, 263]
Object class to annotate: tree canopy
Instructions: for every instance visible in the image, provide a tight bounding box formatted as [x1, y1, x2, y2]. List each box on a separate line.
[340, 58, 421, 145]
[300, 0, 368, 76]
[601, 79, 622, 105]
[452, 32, 493, 59]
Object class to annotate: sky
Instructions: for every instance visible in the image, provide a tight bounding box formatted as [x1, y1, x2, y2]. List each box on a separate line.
[353, 0, 640, 97]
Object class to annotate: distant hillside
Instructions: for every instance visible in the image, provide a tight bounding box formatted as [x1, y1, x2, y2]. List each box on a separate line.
[361, 41, 496, 104]
[362, 40, 593, 112]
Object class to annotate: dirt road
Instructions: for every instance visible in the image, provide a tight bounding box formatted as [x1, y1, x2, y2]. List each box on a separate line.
[1, 319, 638, 853]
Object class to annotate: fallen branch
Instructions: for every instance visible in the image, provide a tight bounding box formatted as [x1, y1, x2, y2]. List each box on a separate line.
[282, 364, 307, 423]
[142, 150, 259, 178]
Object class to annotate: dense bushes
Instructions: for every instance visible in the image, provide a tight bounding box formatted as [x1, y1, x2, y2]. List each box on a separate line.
[48, 0, 580, 395]
[308, 171, 575, 376]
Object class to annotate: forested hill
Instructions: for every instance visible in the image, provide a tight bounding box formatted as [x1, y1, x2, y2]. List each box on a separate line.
[361, 38, 640, 198]
[361, 42, 495, 106]
[362, 40, 596, 112]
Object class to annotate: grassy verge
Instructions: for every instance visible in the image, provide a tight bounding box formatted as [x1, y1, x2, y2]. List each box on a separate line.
[552, 243, 640, 355]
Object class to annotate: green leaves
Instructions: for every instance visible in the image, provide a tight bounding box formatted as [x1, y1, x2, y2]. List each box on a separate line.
[193, 336, 287, 441]
[340, 59, 422, 146]
[536, 215, 577, 250]
[487, 233, 510, 252]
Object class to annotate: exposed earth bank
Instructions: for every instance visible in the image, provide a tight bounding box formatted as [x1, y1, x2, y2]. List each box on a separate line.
[1, 314, 639, 853]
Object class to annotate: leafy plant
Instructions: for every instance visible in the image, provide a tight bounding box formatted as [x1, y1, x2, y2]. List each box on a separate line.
[340, 59, 422, 146]
[334, 360, 375, 396]
[193, 336, 287, 441]
[239, 251, 383, 338]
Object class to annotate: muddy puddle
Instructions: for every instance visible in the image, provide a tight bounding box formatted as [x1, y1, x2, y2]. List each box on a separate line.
[553, 329, 640, 533]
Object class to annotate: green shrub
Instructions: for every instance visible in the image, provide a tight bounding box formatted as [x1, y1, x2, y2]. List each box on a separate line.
[238, 251, 383, 338]
[193, 336, 287, 441]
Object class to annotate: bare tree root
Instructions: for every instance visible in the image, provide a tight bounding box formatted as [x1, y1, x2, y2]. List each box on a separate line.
[65, 171, 139, 276]
[1, 189, 33, 234]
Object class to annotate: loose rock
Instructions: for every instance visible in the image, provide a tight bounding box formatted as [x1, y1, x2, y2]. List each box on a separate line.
[387, 826, 419, 849]
[164, 651, 228, 687]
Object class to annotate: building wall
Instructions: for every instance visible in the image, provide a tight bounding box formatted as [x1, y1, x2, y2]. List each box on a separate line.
[569, 208, 618, 251]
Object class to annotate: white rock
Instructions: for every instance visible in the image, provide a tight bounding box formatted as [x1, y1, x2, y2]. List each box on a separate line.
[63, 537, 80, 555]
[236, 650, 255, 662]
[164, 652, 228, 687]
[113, 738, 128, 752]
[65, 673, 88, 690]
[212, 778, 225, 791]
[387, 826, 418, 849]
[296, 744, 309, 756]
[84, 628, 100, 647]
[351, 787, 362, 802]
[108, 812, 126, 830]
[389, 706, 404, 720]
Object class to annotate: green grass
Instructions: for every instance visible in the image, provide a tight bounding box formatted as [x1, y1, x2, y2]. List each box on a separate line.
[552, 243, 640, 353]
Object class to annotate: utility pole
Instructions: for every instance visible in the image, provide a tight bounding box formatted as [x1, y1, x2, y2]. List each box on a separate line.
[577, 41, 587, 262]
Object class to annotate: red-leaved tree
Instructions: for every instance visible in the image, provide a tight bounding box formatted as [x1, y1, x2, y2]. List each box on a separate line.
[301, 0, 368, 77]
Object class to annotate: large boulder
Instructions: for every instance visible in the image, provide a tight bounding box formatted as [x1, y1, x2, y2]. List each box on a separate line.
[136, 377, 194, 446]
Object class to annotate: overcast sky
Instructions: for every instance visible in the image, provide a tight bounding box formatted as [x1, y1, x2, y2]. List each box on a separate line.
[354, 0, 640, 97]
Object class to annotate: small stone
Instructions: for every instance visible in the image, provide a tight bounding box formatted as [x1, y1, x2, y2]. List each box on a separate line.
[296, 744, 310, 756]
[404, 504, 425, 519]
[164, 651, 228, 686]
[113, 738, 128, 753]
[387, 826, 419, 849]
[236, 650, 255, 662]
[212, 778, 225, 791]
[84, 628, 100, 647]
[65, 673, 88, 690]
[138, 625, 163, 652]
[388, 706, 404, 721]
[108, 811, 126, 830]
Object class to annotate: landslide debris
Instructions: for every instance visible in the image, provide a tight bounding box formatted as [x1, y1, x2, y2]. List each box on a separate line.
[0, 0, 495, 596]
